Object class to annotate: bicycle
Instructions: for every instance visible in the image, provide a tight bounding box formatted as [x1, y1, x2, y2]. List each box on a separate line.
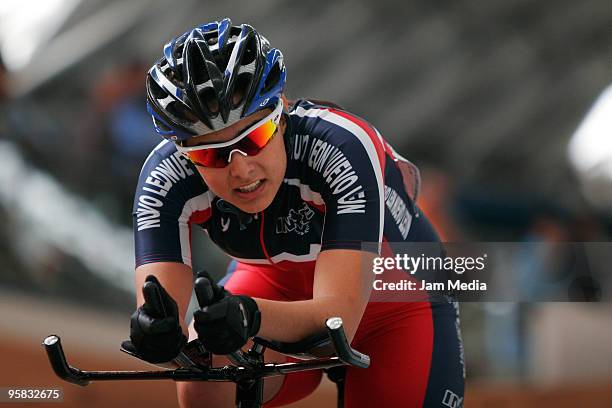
[43, 275, 370, 407]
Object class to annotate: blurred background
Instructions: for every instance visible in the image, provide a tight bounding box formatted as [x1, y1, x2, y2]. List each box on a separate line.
[1, 0, 611, 406]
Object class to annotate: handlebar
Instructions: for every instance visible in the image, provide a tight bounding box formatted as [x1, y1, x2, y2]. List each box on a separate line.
[43, 335, 213, 385]
[43, 335, 89, 386]
[43, 317, 369, 387]
[325, 317, 370, 368]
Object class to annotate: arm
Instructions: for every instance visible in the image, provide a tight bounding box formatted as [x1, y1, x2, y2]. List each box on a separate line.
[255, 249, 374, 343]
[135, 262, 194, 335]
[250, 112, 384, 343]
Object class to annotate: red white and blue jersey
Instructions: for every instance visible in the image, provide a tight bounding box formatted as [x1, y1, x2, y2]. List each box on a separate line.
[133, 99, 438, 270]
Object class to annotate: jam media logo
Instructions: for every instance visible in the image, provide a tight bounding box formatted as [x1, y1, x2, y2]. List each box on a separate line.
[276, 203, 314, 235]
[442, 389, 463, 408]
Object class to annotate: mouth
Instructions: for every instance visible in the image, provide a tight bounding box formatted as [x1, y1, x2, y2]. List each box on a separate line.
[234, 179, 265, 194]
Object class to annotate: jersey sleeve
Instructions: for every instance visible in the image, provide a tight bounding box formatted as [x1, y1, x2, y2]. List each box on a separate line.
[292, 105, 386, 254]
[133, 141, 213, 268]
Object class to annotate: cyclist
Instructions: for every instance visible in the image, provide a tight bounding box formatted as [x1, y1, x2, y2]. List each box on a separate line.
[130, 19, 465, 407]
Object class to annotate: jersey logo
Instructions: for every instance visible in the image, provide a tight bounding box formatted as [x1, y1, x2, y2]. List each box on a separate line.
[276, 203, 314, 235]
[221, 217, 231, 232]
[442, 389, 463, 408]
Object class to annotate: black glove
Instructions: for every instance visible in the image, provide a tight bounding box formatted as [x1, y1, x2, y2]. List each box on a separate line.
[194, 270, 229, 303]
[128, 275, 187, 363]
[193, 274, 261, 355]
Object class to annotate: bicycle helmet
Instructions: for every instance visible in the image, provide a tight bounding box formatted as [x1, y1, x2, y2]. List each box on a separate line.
[146, 18, 286, 142]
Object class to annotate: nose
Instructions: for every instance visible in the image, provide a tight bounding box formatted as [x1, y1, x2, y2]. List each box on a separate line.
[227, 150, 254, 179]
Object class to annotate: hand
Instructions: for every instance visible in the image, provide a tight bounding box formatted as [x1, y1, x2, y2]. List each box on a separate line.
[128, 275, 187, 363]
[193, 274, 261, 355]
[194, 270, 229, 303]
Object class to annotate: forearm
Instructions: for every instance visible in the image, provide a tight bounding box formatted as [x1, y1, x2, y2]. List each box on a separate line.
[135, 262, 194, 335]
[255, 295, 365, 343]
[254, 250, 374, 343]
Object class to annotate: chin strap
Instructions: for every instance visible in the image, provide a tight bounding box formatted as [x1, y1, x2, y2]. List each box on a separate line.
[216, 199, 254, 230]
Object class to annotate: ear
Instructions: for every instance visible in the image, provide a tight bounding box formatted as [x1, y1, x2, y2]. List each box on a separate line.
[280, 93, 291, 109]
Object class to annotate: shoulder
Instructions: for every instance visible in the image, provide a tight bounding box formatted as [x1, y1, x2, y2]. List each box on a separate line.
[135, 139, 210, 209]
[287, 99, 387, 175]
[140, 139, 181, 170]
[288, 99, 383, 147]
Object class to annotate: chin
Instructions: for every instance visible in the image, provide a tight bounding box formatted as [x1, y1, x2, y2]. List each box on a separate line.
[243, 195, 275, 213]
[229, 190, 276, 214]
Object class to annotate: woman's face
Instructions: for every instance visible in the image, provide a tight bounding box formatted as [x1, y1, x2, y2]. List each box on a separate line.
[184, 109, 287, 214]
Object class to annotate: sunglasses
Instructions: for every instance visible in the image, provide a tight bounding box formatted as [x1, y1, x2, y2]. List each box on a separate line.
[176, 100, 283, 168]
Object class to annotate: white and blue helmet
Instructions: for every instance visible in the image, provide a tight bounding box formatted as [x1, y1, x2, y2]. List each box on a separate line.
[146, 18, 286, 142]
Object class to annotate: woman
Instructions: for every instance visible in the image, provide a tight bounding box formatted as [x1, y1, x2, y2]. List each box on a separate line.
[129, 19, 464, 407]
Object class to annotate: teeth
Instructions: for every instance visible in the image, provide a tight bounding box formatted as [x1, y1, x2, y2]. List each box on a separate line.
[237, 180, 262, 193]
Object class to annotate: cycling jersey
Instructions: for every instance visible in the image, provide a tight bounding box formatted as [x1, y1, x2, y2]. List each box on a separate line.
[133, 99, 465, 407]
[134, 99, 428, 268]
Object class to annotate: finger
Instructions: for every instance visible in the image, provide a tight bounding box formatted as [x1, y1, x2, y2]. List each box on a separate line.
[194, 276, 215, 308]
[146, 275, 180, 317]
[143, 276, 167, 317]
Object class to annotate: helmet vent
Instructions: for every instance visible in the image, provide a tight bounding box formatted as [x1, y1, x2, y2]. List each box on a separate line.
[262, 61, 281, 94]
[148, 78, 168, 99]
[229, 26, 241, 39]
[241, 36, 257, 66]
[204, 30, 219, 45]
[200, 87, 220, 116]
[231, 73, 252, 108]
[165, 66, 184, 87]
[173, 44, 185, 62]
[166, 101, 198, 124]
[161, 51, 184, 86]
